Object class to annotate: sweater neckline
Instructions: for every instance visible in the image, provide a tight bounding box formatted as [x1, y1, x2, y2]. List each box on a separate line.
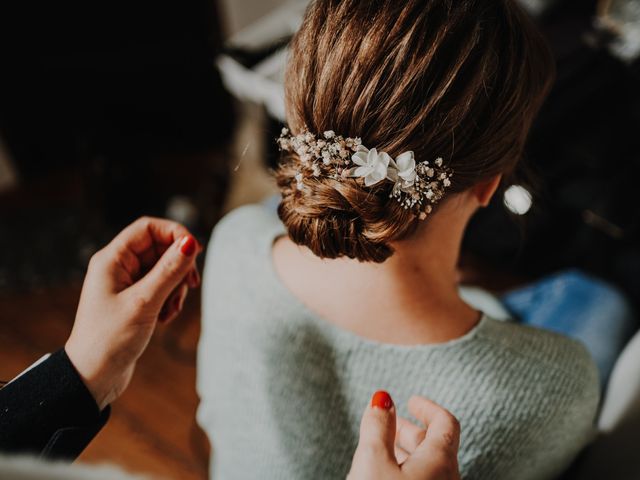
[260, 215, 490, 352]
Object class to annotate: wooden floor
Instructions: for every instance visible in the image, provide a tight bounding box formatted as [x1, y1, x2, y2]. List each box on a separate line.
[0, 284, 210, 480]
[0, 103, 281, 479]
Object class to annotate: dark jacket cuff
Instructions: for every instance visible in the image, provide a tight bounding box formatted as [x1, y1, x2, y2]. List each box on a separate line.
[0, 349, 110, 461]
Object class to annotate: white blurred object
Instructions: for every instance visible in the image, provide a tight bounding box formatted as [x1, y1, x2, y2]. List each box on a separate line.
[217, 51, 288, 121]
[459, 286, 514, 321]
[597, 0, 640, 62]
[216, 0, 310, 122]
[220, 0, 293, 40]
[568, 329, 640, 480]
[221, 0, 308, 49]
[517, 0, 562, 16]
[0, 455, 146, 480]
[0, 138, 18, 193]
[598, 329, 640, 431]
[504, 185, 533, 215]
[166, 195, 199, 229]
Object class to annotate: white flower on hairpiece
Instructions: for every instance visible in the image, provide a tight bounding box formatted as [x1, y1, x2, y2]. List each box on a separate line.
[387, 151, 417, 191]
[277, 127, 453, 220]
[346, 147, 392, 186]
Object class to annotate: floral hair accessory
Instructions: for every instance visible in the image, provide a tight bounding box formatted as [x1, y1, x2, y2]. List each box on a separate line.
[277, 127, 453, 220]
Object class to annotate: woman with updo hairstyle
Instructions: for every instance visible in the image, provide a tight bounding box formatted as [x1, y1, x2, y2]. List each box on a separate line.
[197, 1, 614, 479]
[276, 0, 551, 263]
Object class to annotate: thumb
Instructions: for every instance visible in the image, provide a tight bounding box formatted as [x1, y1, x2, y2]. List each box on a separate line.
[132, 235, 199, 309]
[354, 391, 397, 463]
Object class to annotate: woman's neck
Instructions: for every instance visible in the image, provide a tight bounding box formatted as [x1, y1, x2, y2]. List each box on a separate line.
[272, 208, 480, 345]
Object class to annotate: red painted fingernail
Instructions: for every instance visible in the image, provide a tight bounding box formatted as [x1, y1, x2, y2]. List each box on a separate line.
[371, 390, 393, 410]
[180, 236, 197, 256]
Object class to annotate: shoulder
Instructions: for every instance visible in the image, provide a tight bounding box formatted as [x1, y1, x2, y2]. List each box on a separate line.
[207, 204, 284, 255]
[457, 319, 599, 478]
[203, 203, 284, 286]
[212, 203, 282, 241]
[477, 318, 600, 403]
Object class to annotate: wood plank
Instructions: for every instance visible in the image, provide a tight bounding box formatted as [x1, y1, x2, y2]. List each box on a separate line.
[0, 286, 209, 480]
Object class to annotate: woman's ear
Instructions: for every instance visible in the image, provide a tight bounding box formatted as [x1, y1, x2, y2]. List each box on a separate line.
[472, 174, 502, 207]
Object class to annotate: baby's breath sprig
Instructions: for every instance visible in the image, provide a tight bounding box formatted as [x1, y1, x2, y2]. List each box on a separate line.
[277, 127, 453, 220]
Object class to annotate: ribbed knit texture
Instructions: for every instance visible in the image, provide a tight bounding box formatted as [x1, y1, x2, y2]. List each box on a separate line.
[197, 205, 600, 480]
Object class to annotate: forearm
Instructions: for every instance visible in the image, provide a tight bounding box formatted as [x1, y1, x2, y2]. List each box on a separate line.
[0, 349, 109, 461]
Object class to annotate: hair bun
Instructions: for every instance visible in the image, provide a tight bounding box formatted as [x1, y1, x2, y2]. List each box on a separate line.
[277, 0, 554, 263]
[276, 158, 416, 263]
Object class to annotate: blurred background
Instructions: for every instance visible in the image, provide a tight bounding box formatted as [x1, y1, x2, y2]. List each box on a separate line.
[0, 0, 638, 478]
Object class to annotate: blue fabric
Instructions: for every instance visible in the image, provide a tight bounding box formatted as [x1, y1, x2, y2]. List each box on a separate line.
[501, 270, 638, 389]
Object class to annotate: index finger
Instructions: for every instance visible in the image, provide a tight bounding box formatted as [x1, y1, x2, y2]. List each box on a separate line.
[110, 216, 193, 255]
[396, 415, 426, 454]
[104, 217, 196, 284]
[407, 395, 460, 453]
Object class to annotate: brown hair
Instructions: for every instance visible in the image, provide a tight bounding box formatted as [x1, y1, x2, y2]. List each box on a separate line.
[277, 0, 554, 262]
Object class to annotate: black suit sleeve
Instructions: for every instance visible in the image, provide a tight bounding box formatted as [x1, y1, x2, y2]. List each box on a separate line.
[0, 349, 110, 461]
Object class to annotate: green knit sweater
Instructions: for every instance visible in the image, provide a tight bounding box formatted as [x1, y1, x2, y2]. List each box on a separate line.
[197, 205, 599, 480]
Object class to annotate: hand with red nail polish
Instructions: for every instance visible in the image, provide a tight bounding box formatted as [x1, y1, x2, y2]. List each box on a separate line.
[180, 235, 197, 256]
[371, 390, 394, 410]
[65, 217, 203, 410]
[348, 392, 461, 480]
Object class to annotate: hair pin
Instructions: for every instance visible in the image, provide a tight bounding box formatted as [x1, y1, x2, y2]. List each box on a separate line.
[277, 128, 453, 220]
